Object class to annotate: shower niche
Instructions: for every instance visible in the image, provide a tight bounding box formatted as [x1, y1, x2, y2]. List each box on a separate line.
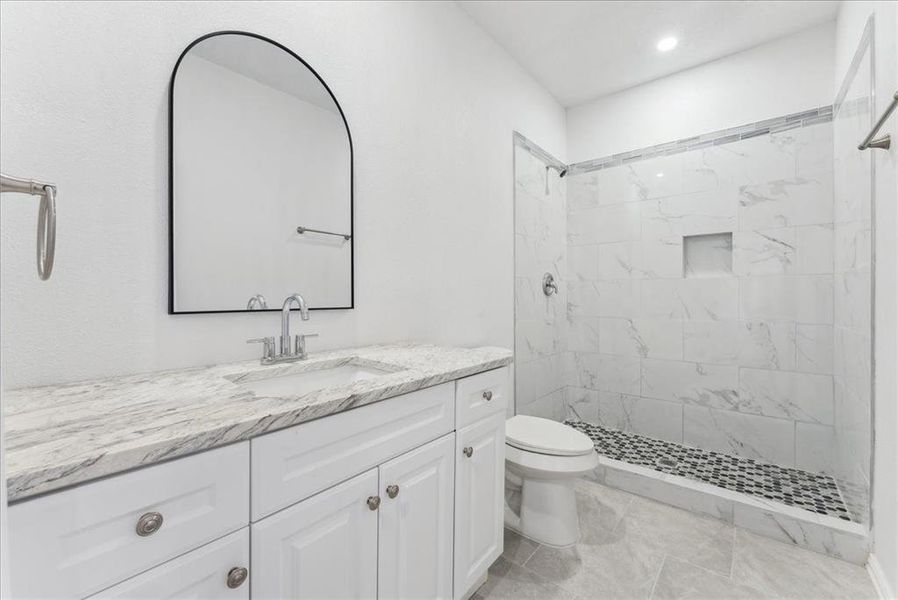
[682, 232, 733, 278]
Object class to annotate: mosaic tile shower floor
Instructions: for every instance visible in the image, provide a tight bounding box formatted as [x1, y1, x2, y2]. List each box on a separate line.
[565, 421, 852, 522]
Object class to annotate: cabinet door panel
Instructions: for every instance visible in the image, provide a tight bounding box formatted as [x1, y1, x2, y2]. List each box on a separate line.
[88, 528, 249, 599]
[378, 433, 455, 600]
[454, 414, 505, 599]
[251, 468, 378, 600]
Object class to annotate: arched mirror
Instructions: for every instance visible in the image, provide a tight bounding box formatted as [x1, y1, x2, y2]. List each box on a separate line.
[169, 31, 352, 314]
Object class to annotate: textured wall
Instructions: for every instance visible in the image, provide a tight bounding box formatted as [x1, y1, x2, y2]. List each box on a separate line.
[563, 119, 837, 474]
[0, 1, 565, 388]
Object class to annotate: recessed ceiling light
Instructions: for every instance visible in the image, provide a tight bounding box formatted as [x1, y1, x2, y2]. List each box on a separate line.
[657, 37, 678, 52]
[656, 172, 664, 178]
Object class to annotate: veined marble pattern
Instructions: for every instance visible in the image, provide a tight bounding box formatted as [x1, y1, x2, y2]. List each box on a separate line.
[561, 119, 839, 474]
[518, 117, 844, 478]
[515, 141, 567, 420]
[4, 344, 513, 501]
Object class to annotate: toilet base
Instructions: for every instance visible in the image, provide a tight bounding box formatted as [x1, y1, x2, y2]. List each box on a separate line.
[505, 473, 583, 548]
[519, 477, 580, 547]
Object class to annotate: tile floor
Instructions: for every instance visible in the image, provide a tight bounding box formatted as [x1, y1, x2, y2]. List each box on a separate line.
[473, 479, 877, 600]
[567, 421, 852, 521]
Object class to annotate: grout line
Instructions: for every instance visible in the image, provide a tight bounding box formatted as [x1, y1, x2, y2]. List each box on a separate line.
[520, 542, 541, 568]
[647, 555, 668, 599]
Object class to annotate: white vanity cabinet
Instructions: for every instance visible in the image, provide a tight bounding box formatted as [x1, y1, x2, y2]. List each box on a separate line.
[378, 433, 455, 600]
[88, 528, 250, 599]
[252, 434, 456, 600]
[7, 365, 510, 600]
[454, 413, 506, 597]
[251, 468, 380, 599]
[8, 442, 250, 599]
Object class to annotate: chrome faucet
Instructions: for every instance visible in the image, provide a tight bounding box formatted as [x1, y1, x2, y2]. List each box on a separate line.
[280, 293, 310, 356]
[246, 294, 268, 310]
[247, 293, 317, 364]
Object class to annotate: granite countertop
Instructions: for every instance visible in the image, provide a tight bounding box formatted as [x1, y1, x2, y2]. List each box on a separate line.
[3, 344, 513, 502]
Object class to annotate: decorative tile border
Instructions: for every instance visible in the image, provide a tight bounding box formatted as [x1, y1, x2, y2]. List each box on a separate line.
[512, 131, 566, 172]
[566, 105, 834, 176]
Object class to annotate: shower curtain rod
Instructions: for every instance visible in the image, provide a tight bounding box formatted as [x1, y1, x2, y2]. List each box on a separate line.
[858, 90, 897, 151]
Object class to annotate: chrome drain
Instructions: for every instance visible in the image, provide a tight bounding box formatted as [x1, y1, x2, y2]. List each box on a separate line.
[656, 457, 678, 468]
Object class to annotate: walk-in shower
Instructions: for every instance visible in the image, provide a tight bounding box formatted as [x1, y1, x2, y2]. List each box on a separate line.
[513, 21, 878, 562]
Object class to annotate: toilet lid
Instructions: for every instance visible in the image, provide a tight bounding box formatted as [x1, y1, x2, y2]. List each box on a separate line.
[505, 416, 595, 457]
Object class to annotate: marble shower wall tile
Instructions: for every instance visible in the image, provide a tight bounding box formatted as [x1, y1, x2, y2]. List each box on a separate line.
[598, 318, 683, 360]
[568, 202, 641, 245]
[641, 278, 739, 321]
[738, 368, 834, 425]
[595, 391, 684, 443]
[566, 352, 641, 395]
[640, 358, 739, 410]
[683, 406, 795, 465]
[594, 280, 642, 318]
[733, 228, 797, 276]
[564, 386, 599, 422]
[795, 422, 836, 475]
[642, 190, 738, 238]
[740, 275, 834, 324]
[796, 324, 834, 374]
[557, 119, 840, 474]
[515, 144, 567, 419]
[737, 175, 833, 230]
[683, 321, 797, 371]
[566, 316, 599, 353]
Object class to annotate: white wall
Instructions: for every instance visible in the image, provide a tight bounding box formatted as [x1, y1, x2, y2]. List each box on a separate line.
[0, 0, 565, 389]
[174, 53, 351, 311]
[834, 1, 898, 594]
[566, 22, 836, 162]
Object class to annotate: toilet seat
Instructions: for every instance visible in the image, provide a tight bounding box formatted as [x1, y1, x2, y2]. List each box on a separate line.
[505, 415, 594, 457]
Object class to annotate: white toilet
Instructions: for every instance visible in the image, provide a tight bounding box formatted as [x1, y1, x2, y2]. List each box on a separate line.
[504, 415, 598, 547]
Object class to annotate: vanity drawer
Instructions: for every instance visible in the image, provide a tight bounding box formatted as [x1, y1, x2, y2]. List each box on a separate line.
[455, 367, 509, 428]
[9, 442, 249, 599]
[251, 382, 454, 520]
[88, 527, 250, 599]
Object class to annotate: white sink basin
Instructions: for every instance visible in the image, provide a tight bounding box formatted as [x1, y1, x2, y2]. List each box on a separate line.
[238, 363, 394, 398]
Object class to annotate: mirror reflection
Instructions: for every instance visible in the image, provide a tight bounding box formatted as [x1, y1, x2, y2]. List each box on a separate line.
[171, 32, 352, 313]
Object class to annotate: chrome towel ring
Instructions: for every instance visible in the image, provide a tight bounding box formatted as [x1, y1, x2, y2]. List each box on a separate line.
[1, 173, 57, 280]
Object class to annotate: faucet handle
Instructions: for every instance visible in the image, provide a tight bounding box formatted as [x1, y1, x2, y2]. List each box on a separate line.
[247, 337, 276, 362]
[294, 333, 318, 357]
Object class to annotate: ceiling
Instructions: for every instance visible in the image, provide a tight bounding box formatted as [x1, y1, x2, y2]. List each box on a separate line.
[459, 1, 839, 107]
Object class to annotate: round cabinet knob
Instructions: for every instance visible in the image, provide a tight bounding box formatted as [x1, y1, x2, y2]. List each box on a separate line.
[463, 446, 474, 458]
[135, 512, 163, 537]
[482, 390, 493, 401]
[386, 484, 400, 499]
[367, 495, 381, 511]
[227, 566, 248, 589]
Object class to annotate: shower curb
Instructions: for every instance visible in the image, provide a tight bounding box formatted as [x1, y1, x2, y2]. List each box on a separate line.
[586, 455, 870, 565]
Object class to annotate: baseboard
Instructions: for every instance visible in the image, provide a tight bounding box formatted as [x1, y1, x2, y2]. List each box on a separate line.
[868, 554, 897, 600]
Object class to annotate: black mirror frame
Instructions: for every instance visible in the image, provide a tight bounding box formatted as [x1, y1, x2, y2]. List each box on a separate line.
[168, 30, 354, 315]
